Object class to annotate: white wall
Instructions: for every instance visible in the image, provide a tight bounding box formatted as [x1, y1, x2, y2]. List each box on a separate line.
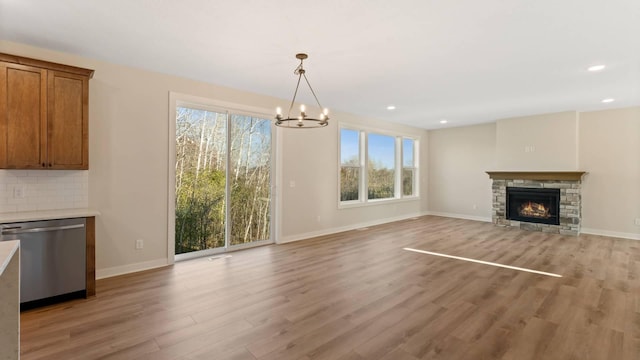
[0, 40, 429, 277]
[428, 123, 496, 221]
[428, 108, 640, 239]
[579, 107, 640, 237]
[496, 111, 578, 170]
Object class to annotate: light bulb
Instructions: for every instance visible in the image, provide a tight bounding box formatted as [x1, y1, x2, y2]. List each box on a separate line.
[300, 104, 306, 112]
[323, 108, 329, 115]
[276, 107, 282, 115]
[320, 113, 325, 120]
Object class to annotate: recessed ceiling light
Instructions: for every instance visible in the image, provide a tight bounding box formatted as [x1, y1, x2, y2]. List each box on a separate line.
[386, 105, 396, 110]
[588, 64, 606, 72]
[439, 119, 448, 124]
[601, 98, 615, 103]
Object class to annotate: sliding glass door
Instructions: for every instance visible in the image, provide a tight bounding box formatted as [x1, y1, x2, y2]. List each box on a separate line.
[229, 114, 272, 246]
[174, 105, 272, 259]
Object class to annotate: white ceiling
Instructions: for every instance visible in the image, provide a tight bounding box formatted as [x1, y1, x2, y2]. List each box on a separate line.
[1, 0, 639, 129]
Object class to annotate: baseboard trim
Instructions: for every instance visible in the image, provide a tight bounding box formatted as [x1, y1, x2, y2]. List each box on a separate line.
[96, 258, 171, 280]
[278, 211, 430, 244]
[580, 228, 640, 241]
[423, 214, 639, 240]
[426, 211, 492, 223]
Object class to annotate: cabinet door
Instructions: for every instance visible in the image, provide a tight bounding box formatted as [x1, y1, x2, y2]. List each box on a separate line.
[0, 62, 47, 168]
[47, 70, 88, 169]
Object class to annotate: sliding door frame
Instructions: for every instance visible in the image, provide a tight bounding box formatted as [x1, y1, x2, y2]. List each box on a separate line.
[168, 92, 278, 263]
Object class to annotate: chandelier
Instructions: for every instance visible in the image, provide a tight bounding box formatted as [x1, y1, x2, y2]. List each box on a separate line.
[275, 53, 329, 128]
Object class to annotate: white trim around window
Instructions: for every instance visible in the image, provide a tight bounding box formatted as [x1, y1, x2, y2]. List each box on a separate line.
[338, 124, 420, 209]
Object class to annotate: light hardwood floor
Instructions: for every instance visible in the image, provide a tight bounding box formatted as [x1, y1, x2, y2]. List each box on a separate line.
[20, 216, 640, 359]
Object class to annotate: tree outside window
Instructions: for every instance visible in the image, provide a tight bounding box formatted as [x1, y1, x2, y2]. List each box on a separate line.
[339, 127, 418, 205]
[340, 128, 360, 202]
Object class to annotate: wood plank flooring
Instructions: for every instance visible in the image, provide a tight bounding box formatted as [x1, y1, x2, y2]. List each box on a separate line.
[20, 216, 640, 359]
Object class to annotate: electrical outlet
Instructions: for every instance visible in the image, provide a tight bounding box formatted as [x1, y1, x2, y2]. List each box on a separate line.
[635, 218, 640, 226]
[13, 185, 25, 199]
[135, 239, 144, 250]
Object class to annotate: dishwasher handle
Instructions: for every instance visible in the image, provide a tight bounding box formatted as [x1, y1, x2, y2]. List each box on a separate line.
[1, 224, 85, 235]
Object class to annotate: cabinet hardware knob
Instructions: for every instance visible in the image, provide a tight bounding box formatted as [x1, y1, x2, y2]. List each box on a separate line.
[42, 163, 45, 167]
[48, 163, 52, 167]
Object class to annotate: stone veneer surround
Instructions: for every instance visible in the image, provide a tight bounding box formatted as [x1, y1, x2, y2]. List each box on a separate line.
[486, 171, 586, 236]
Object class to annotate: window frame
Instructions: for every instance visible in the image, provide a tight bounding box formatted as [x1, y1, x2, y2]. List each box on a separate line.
[401, 137, 418, 198]
[338, 124, 420, 208]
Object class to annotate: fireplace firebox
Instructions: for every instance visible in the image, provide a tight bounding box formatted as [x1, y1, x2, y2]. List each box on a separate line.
[506, 187, 560, 225]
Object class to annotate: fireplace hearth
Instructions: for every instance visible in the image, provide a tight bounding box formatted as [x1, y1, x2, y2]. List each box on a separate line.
[506, 187, 560, 225]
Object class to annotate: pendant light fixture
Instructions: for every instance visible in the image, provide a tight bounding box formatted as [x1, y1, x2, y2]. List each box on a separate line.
[275, 53, 329, 128]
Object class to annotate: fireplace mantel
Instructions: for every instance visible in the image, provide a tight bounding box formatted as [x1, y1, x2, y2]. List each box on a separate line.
[486, 171, 586, 181]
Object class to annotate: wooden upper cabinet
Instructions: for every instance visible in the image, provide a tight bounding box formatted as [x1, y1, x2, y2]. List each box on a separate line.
[48, 71, 89, 169]
[0, 63, 47, 169]
[0, 53, 93, 170]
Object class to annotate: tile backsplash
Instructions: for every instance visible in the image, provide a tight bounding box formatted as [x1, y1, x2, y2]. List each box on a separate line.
[0, 170, 88, 213]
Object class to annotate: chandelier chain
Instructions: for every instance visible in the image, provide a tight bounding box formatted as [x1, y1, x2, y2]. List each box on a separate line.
[287, 72, 304, 117]
[302, 73, 325, 113]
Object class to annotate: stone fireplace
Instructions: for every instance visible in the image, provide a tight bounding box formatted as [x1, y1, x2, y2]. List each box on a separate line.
[486, 171, 586, 235]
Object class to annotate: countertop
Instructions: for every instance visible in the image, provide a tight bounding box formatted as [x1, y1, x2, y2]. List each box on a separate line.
[0, 240, 19, 276]
[0, 240, 19, 360]
[0, 208, 100, 224]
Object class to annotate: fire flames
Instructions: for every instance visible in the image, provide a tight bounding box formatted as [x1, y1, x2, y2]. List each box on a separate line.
[519, 201, 550, 218]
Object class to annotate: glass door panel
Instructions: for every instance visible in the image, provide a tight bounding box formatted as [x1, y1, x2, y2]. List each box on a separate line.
[174, 105, 273, 259]
[175, 107, 227, 255]
[229, 115, 272, 246]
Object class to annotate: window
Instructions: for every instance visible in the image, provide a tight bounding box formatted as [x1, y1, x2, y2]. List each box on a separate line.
[340, 129, 360, 201]
[339, 126, 418, 206]
[367, 133, 395, 200]
[402, 138, 416, 196]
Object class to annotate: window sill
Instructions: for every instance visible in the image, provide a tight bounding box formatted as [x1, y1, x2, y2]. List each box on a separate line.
[338, 196, 420, 209]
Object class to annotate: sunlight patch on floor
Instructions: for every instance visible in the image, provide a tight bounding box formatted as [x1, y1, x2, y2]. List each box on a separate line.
[208, 255, 232, 261]
[403, 247, 562, 278]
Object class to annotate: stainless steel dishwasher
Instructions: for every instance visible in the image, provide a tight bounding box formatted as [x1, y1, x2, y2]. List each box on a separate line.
[0, 218, 86, 309]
